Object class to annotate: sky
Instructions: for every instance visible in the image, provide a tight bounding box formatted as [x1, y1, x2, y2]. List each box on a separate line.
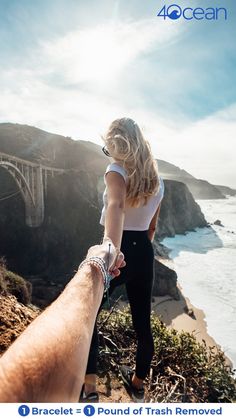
[0, 0, 236, 187]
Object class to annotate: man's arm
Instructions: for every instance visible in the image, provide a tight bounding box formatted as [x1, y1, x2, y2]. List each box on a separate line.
[0, 243, 124, 402]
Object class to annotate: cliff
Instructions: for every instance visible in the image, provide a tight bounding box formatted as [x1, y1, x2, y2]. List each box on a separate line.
[158, 159, 225, 200]
[214, 184, 236, 197]
[0, 123, 207, 305]
[0, 168, 208, 305]
[153, 259, 178, 300]
[0, 168, 102, 281]
[1, 273, 235, 402]
[156, 179, 207, 238]
[0, 124, 235, 403]
[0, 123, 106, 174]
[0, 123, 229, 199]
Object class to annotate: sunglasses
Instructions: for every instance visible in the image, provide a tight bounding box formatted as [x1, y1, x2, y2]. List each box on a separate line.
[102, 146, 111, 157]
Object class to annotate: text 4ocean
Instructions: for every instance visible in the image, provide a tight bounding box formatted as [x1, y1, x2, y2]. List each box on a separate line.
[157, 4, 228, 21]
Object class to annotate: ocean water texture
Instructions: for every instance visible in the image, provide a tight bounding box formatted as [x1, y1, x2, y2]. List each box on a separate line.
[162, 196, 236, 368]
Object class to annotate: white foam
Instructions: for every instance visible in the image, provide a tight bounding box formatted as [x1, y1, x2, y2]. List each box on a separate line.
[162, 197, 236, 368]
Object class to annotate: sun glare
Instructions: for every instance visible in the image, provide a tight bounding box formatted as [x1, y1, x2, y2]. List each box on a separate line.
[70, 27, 127, 83]
[43, 19, 179, 86]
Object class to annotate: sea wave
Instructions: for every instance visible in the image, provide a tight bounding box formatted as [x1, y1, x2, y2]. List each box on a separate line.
[162, 196, 236, 368]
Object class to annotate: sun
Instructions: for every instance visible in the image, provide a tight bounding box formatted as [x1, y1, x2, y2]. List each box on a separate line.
[70, 26, 127, 84]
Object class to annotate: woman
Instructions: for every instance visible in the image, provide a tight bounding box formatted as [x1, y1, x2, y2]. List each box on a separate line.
[82, 117, 164, 402]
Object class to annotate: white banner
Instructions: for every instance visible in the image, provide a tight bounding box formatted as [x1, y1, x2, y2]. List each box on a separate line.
[0, 403, 234, 419]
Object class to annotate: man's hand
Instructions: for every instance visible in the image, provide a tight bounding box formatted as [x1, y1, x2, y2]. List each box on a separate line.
[86, 239, 125, 278]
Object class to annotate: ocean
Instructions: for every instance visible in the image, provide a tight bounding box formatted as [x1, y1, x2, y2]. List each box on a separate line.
[162, 196, 236, 369]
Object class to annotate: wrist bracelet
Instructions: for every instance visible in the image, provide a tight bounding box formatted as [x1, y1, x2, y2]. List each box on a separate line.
[78, 256, 112, 292]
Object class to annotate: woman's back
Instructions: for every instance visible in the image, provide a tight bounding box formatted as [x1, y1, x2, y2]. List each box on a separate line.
[100, 163, 164, 231]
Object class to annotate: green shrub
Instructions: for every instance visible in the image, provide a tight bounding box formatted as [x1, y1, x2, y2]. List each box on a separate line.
[0, 260, 32, 305]
[98, 307, 236, 403]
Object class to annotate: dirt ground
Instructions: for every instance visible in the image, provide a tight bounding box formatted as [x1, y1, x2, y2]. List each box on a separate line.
[0, 294, 39, 355]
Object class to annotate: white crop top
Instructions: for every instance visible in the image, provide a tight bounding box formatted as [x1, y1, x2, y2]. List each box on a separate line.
[100, 163, 164, 231]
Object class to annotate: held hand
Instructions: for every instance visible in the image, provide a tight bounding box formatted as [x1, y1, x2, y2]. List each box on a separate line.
[86, 239, 125, 278]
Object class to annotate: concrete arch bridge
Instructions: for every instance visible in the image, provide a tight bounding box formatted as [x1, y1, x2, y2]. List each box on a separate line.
[0, 151, 65, 227]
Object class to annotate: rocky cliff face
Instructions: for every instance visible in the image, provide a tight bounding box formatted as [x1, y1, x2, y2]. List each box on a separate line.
[0, 172, 206, 271]
[156, 179, 207, 238]
[0, 169, 103, 279]
[153, 259, 179, 300]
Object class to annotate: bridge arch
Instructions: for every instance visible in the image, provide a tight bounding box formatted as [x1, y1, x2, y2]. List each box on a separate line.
[0, 152, 65, 227]
[0, 161, 34, 205]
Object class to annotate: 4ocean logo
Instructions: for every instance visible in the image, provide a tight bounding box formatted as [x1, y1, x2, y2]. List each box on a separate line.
[157, 3, 228, 21]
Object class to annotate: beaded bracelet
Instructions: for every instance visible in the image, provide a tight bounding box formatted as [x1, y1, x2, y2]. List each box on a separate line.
[78, 256, 113, 293]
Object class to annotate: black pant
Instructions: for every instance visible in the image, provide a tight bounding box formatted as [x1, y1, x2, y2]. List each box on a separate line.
[86, 230, 154, 380]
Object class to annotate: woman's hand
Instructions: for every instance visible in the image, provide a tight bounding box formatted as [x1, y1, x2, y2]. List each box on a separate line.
[86, 238, 125, 278]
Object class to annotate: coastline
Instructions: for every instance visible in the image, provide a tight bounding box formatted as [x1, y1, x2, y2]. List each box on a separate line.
[153, 257, 233, 368]
[160, 194, 236, 370]
[152, 291, 216, 349]
[152, 287, 233, 368]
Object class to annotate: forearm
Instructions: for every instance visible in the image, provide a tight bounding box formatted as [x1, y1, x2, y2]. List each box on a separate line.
[148, 205, 161, 242]
[104, 203, 125, 249]
[148, 226, 156, 242]
[0, 265, 103, 402]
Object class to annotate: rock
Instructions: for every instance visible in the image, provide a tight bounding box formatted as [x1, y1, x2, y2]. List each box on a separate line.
[213, 219, 224, 227]
[184, 306, 196, 319]
[156, 180, 207, 239]
[152, 241, 170, 258]
[152, 259, 179, 300]
[108, 259, 179, 304]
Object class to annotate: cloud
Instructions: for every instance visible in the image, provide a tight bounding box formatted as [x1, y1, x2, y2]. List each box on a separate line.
[39, 18, 182, 85]
[0, 16, 183, 135]
[0, 16, 235, 187]
[150, 104, 236, 188]
[1, 64, 235, 187]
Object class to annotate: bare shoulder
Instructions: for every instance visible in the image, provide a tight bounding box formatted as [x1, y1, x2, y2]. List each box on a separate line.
[106, 171, 126, 188]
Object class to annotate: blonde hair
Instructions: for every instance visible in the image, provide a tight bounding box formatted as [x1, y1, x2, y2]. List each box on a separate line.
[104, 117, 159, 207]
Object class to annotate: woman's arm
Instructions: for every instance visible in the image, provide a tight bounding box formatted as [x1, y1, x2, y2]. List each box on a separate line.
[148, 204, 161, 242]
[103, 171, 126, 249]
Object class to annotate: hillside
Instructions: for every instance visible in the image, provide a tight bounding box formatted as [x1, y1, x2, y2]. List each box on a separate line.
[0, 123, 107, 174]
[0, 266, 235, 403]
[214, 184, 236, 197]
[0, 123, 207, 306]
[0, 167, 206, 306]
[157, 159, 225, 200]
[0, 123, 230, 200]
[0, 124, 235, 402]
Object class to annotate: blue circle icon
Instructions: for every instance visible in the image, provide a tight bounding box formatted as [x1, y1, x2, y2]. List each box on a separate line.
[18, 405, 30, 417]
[83, 405, 95, 416]
[167, 4, 182, 20]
